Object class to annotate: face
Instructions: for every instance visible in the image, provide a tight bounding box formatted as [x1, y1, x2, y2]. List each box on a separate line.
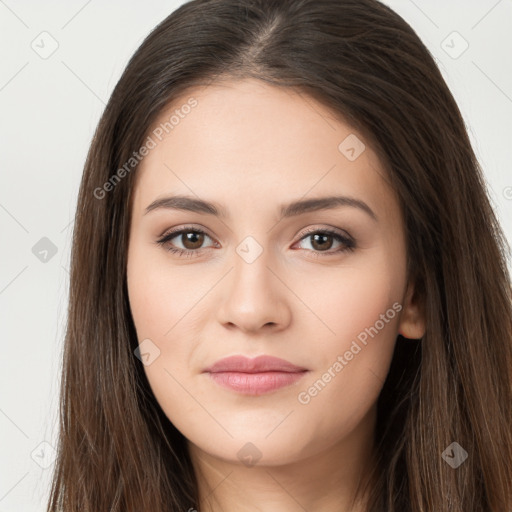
[126, 78, 421, 468]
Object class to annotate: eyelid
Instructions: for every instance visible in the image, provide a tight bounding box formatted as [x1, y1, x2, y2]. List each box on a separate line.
[297, 225, 353, 240]
[157, 223, 213, 239]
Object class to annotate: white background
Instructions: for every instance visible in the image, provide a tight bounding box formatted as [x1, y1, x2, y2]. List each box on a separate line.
[1, 1, 511, 510]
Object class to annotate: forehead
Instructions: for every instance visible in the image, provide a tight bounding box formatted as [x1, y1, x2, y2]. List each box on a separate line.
[133, 78, 395, 217]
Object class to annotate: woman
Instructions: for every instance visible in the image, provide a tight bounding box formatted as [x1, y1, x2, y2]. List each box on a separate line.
[47, 0, 512, 510]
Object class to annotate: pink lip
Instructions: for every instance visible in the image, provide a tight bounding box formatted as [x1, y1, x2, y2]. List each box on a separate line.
[204, 355, 307, 373]
[203, 355, 309, 395]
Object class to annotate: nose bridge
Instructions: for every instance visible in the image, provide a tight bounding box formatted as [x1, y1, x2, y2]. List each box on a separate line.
[233, 236, 273, 296]
[216, 234, 289, 331]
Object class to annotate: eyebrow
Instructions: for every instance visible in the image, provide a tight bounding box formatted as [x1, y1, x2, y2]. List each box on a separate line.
[144, 194, 378, 222]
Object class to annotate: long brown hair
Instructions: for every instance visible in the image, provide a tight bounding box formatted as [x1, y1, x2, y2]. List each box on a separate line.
[47, 0, 512, 510]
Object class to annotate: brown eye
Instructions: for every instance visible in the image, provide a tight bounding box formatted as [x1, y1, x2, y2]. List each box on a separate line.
[156, 227, 215, 257]
[180, 231, 205, 250]
[309, 233, 335, 251]
[295, 228, 356, 257]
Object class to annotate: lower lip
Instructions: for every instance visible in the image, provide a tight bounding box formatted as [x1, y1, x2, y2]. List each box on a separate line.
[206, 371, 308, 395]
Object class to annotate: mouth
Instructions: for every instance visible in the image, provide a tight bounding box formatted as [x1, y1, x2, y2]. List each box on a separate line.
[202, 354, 309, 395]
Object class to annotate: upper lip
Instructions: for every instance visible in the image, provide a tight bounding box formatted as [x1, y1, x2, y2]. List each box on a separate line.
[203, 355, 308, 373]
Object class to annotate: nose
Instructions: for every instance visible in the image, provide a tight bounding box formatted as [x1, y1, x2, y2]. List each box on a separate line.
[215, 245, 292, 334]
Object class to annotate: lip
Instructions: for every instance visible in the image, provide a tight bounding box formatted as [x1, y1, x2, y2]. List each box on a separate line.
[204, 355, 307, 373]
[203, 355, 309, 395]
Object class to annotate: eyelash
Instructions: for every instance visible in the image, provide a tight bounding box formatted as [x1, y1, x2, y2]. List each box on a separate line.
[155, 225, 356, 259]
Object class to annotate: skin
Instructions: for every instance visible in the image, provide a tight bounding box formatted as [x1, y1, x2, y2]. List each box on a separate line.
[126, 78, 425, 512]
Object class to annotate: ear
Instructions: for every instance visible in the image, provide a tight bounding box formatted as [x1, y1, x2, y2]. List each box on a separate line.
[398, 280, 426, 340]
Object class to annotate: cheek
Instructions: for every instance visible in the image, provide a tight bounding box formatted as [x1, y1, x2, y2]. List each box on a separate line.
[126, 242, 209, 421]
[291, 254, 403, 415]
[294, 256, 402, 354]
[126, 240, 201, 340]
